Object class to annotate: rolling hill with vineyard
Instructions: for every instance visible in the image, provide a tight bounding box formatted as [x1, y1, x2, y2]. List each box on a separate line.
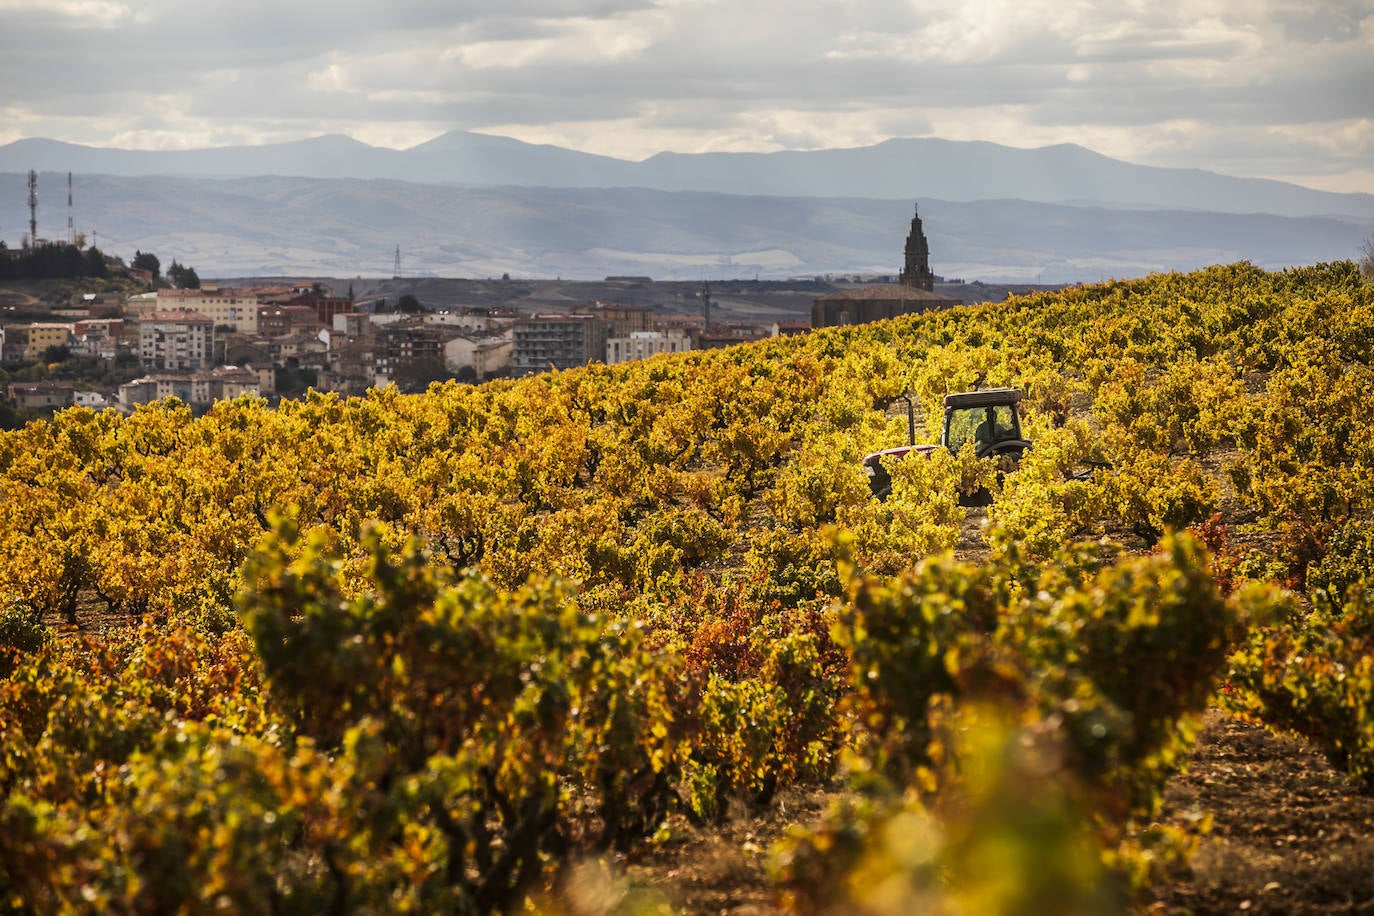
[3, 260, 1374, 911]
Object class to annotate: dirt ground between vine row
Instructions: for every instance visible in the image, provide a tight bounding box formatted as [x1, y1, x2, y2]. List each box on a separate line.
[1145, 710, 1374, 914]
[618, 709, 1374, 914]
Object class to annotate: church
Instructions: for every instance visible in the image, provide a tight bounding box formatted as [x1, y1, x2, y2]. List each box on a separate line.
[810, 204, 959, 329]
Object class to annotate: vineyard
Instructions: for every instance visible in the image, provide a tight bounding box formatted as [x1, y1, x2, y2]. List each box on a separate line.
[3, 261, 1374, 912]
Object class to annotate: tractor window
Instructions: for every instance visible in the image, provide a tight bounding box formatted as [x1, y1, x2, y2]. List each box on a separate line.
[987, 405, 1017, 441]
[945, 407, 982, 453]
[946, 404, 1018, 453]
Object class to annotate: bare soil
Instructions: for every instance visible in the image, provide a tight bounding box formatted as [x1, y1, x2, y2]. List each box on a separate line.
[1146, 711, 1374, 914]
[618, 788, 837, 914]
[619, 711, 1374, 914]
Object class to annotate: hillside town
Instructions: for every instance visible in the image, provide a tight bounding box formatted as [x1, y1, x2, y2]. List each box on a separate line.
[1, 204, 965, 420]
[0, 279, 808, 415]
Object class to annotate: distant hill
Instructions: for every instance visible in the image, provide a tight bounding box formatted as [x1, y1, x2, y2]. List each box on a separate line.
[2, 173, 1369, 282]
[2, 133, 1371, 221]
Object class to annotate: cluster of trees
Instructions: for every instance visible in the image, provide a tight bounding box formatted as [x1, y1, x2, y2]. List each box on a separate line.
[130, 249, 160, 277]
[0, 241, 107, 282]
[373, 292, 423, 314]
[0, 242, 199, 289]
[1, 260, 1373, 910]
[131, 250, 200, 289]
[166, 260, 200, 289]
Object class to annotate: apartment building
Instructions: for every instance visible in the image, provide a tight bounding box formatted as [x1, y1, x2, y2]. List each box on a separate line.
[258, 305, 321, 337]
[155, 288, 259, 334]
[21, 323, 73, 359]
[318, 341, 378, 396]
[138, 310, 214, 370]
[511, 315, 598, 376]
[70, 319, 126, 359]
[376, 321, 462, 375]
[0, 326, 26, 361]
[572, 301, 654, 363]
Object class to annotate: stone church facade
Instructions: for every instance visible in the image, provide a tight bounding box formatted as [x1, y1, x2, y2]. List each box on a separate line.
[810, 204, 958, 329]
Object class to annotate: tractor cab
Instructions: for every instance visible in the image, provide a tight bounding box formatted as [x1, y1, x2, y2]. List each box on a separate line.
[863, 387, 1030, 500]
[941, 388, 1030, 460]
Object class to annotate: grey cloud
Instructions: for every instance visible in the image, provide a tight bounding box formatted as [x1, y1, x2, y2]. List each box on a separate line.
[1023, 48, 1367, 122]
[1271, 0, 1372, 42]
[0, 0, 1369, 191]
[1133, 125, 1374, 182]
[1073, 38, 1259, 65]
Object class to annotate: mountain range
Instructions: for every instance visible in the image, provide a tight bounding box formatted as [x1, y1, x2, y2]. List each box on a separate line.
[1, 133, 1371, 281]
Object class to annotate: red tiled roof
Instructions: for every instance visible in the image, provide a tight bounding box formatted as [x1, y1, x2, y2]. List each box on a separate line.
[143, 310, 213, 323]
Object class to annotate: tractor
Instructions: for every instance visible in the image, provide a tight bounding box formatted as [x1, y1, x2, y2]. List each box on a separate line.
[863, 387, 1031, 501]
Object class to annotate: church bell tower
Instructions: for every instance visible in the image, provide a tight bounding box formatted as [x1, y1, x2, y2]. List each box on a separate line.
[898, 203, 935, 292]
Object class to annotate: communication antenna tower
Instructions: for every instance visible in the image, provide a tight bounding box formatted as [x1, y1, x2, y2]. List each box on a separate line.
[67, 172, 74, 244]
[393, 244, 401, 279]
[27, 170, 38, 245]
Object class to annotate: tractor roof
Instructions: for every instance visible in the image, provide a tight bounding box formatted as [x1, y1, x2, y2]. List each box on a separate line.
[943, 388, 1023, 409]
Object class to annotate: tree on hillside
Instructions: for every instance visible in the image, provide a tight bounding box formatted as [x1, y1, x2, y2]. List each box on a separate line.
[1361, 236, 1374, 282]
[167, 260, 201, 289]
[397, 294, 423, 313]
[132, 250, 161, 279]
[0, 241, 95, 282]
[84, 247, 107, 278]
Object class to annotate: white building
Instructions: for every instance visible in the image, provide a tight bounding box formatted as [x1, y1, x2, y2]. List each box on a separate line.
[74, 391, 111, 409]
[445, 333, 514, 380]
[119, 366, 264, 411]
[119, 375, 191, 410]
[190, 367, 260, 406]
[425, 312, 504, 333]
[606, 329, 693, 365]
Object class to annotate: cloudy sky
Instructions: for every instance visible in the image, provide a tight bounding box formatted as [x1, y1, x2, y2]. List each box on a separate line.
[1, 0, 1371, 193]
